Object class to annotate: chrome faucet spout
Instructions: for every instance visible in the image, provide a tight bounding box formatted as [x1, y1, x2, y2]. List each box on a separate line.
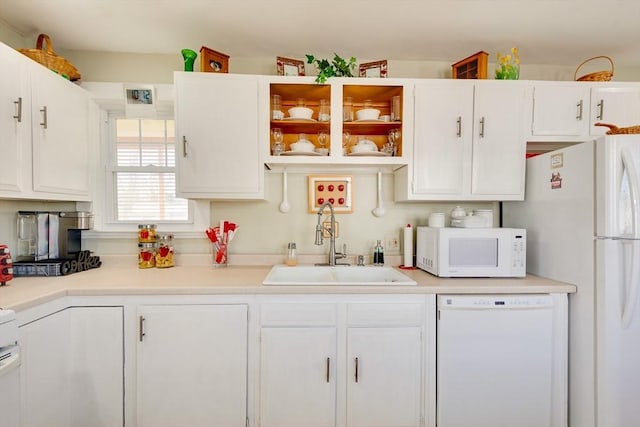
[315, 201, 338, 266]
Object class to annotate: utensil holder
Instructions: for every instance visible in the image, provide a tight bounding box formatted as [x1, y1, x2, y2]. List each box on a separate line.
[212, 243, 229, 267]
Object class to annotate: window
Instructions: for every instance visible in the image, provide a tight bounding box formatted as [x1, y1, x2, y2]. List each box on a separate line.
[110, 117, 189, 222]
[111, 117, 188, 222]
[88, 111, 209, 236]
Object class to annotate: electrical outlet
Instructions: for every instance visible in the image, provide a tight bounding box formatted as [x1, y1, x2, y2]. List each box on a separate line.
[385, 232, 400, 254]
[322, 221, 339, 238]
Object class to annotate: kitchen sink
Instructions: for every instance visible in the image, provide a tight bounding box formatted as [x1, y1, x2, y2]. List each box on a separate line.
[263, 265, 417, 286]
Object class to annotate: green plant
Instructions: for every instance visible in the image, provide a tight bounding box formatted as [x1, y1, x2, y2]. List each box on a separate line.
[306, 53, 357, 84]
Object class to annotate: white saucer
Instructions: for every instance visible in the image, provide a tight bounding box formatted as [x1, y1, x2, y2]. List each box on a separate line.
[347, 151, 391, 157]
[282, 150, 322, 156]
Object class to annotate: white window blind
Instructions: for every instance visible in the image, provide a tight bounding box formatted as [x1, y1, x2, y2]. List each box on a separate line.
[112, 118, 189, 222]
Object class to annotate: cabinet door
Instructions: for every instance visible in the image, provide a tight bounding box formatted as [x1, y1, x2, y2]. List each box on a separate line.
[138, 304, 248, 427]
[260, 327, 337, 427]
[69, 307, 123, 427]
[472, 83, 527, 198]
[413, 81, 474, 196]
[31, 67, 89, 197]
[531, 84, 590, 137]
[19, 306, 123, 427]
[175, 72, 263, 199]
[20, 309, 71, 427]
[591, 86, 640, 136]
[0, 42, 29, 194]
[346, 327, 423, 427]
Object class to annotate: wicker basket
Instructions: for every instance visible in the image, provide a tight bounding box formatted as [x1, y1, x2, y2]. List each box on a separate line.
[18, 34, 81, 81]
[594, 122, 640, 134]
[574, 56, 614, 82]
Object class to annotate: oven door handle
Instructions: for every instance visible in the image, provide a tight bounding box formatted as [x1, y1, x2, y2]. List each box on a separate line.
[0, 352, 20, 378]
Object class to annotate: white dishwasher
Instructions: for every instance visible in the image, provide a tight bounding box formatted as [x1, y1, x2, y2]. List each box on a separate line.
[437, 294, 567, 427]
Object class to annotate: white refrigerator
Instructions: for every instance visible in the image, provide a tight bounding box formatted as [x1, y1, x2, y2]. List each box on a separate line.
[503, 135, 640, 427]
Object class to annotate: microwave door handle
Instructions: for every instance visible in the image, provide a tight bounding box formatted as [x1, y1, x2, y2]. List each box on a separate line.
[621, 147, 640, 238]
[0, 352, 20, 378]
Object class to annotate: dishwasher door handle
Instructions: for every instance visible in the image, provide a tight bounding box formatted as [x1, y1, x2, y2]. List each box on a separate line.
[0, 352, 20, 378]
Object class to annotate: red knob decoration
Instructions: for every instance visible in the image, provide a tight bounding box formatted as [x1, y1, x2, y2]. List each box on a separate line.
[318, 198, 324, 205]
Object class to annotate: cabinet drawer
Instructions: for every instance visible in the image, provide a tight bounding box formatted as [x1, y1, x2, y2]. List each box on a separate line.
[260, 303, 337, 326]
[347, 303, 424, 326]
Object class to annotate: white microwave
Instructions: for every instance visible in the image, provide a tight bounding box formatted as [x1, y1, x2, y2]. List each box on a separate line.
[416, 227, 526, 277]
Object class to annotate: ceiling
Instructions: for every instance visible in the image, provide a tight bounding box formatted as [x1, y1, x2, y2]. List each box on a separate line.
[1, 0, 640, 70]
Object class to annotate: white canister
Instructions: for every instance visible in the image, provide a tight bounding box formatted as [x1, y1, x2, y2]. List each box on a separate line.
[473, 209, 494, 227]
[428, 212, 445, 228]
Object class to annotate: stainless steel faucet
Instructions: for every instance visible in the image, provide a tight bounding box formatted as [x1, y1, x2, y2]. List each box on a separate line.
[315, 201, 348, 266]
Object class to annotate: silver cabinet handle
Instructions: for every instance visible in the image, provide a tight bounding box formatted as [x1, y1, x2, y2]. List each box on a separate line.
[576, 100, 584, 120]
[456, 116, 462, 137]
[479, 117, 485, 138]
[182, 136, 188, 157]
[354, 357, 359, 383]
[326, 357, 330, 383]
[40, 106, 48, 129]
[139, 315, 145, 342]
[13, 97, 22, 122]
[597, 99, 604, 120]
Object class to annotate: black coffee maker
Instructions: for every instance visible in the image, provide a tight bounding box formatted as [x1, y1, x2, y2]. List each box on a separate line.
[16, 211, 94, 262]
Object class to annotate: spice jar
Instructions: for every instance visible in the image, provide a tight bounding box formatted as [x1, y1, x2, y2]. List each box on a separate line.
[138, 224, 157, 243]
[155, 234, 175, 268]
[138, 243, 156, 269]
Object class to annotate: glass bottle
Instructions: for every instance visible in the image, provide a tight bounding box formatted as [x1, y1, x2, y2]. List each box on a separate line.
[373, 240, 385, 266]
[286, 242, 297, 266]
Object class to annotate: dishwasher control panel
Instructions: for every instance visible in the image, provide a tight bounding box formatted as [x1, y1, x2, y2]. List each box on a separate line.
[439, 294, 554, 309]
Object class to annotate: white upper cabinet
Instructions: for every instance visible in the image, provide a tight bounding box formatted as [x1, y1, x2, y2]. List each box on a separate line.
[30, 64, 90, 196]
[0, 42, 29, 194]
[174, 72, 264, 199]
[530, 83, 590, 138]
[0, 41, 92, 201]
[590, 84, 640, 135]
[397, 80, 528, 201]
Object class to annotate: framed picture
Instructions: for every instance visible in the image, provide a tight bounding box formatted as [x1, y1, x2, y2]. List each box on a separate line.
[199, 46, 229, 73]
[359, 60, 388, 78]
[276, 56, 306, 76]
[308, 175, 353, 213]
[451, 51, 488, 79]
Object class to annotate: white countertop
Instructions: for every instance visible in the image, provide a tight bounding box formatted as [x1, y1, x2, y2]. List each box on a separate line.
[0, 257, 577, 311]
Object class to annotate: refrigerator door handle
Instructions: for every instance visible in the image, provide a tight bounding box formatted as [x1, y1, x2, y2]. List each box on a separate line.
[621, 147, 640, 238]
[621, 240, 640, 329]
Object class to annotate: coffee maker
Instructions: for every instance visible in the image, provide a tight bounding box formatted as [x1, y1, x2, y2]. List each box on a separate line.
[16, 211, 93, 262]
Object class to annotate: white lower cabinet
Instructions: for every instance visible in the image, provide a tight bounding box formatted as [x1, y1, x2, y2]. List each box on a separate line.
[346, 327, 423, 427]
[258, 297, 432, 427]
[19, 306, 123, 427]
[260, 327, 337, 427]
[137, 304, 248, 427]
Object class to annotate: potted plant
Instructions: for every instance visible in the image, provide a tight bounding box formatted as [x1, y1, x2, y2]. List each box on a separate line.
[306, 53, 357, 83]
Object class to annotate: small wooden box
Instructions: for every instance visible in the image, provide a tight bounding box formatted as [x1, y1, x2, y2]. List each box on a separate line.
[200, 46, 229, 73]
[452, 51, 488, 79]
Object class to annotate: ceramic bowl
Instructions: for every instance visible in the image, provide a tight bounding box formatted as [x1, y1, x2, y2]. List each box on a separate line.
[351, 140, 378, 153]
[290, 140, 315, 152]
[355, 108, 381, 121]
[288, 107, 314, 120]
